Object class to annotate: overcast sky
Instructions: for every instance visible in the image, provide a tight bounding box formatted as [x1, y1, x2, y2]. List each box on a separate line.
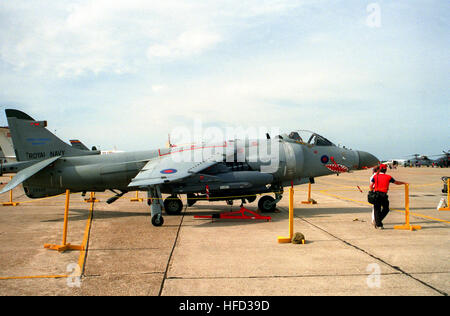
[0, 0, 448, 160]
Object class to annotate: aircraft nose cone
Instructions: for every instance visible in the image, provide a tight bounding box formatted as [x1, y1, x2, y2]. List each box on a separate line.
[357, 151, 379, 169]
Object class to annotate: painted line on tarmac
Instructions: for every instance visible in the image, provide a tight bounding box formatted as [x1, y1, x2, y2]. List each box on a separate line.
[318, 190, 450, 224]
[318, 179, 441, 190]
[0, 192, 66, 205]
[155, 205, 187, 296]
[0, 196, 96, 282]
[0, 275, 68, 280]
[78, 198, 95, 275]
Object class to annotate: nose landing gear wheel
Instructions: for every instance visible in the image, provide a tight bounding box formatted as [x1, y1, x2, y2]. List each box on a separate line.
[151, 214, 164, 227]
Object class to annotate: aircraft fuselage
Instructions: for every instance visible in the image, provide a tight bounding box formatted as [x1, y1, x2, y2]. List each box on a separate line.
[20, 139, 373, 199]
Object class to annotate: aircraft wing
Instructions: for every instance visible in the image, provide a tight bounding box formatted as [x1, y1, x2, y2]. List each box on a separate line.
[0, 156, 60, 194]
[128, 151, 224, 188]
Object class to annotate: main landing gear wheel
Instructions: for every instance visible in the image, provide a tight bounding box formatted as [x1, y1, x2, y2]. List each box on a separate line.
[151, 214, 164, 227]
[163, 196, 183, 215]
[258, 195, 276, 212]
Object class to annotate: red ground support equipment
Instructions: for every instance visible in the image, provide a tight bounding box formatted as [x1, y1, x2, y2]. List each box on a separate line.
[194, 206, 271, 222]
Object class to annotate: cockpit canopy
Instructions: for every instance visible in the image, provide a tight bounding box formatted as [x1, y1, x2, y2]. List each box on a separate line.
[277, 130, 335, 147]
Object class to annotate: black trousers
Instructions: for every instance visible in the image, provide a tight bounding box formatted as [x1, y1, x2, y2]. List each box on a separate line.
[373, 192, 389, 227]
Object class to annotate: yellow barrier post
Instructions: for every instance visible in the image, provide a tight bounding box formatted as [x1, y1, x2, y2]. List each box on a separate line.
[394, 184, 421, 231]
[301, 182, 317, 204]
[438, 179, 450, 211]
[278, 187, 296, 243]
[130, 191, 143, 202]
[44, 190, 84, 252]
[2, 176, 19, 206]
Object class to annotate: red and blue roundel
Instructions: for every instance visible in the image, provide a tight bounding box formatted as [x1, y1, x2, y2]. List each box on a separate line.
[160, 168, 177, 174]
[320, 155, 329, 164]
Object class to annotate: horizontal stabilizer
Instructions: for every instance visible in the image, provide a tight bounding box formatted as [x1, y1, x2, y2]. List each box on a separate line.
[0, 156, 60, 194]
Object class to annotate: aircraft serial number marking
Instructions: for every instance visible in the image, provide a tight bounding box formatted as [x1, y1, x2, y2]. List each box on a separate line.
[26, 150, 65, 159]
[26, 152, 46, 159]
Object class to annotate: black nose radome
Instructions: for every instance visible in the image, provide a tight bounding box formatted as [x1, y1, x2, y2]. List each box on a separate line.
[357, 151, 379, 169]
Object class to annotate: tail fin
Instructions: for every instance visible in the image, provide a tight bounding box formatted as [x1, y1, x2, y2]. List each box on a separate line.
[6, 109, 101, 161]
[70, 139, 90, 151]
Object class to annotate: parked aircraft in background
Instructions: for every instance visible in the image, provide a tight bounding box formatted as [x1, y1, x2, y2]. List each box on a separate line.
[403, 153, 449, 167]
[0, 127, 123, 174]
[431, 151, 450, 168]
[0, 126, 16, 162]
[404, 154, 434, 167]
[382, 159, 407, 169]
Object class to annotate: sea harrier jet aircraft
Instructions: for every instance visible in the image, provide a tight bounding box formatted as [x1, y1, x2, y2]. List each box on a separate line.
[0, 109, 379, 226]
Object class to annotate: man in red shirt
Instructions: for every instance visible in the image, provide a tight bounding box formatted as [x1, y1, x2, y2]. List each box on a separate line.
[370, 164, 408, 229]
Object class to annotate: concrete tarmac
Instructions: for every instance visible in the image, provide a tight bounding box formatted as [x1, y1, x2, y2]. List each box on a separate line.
[0, 167, 448, 296]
